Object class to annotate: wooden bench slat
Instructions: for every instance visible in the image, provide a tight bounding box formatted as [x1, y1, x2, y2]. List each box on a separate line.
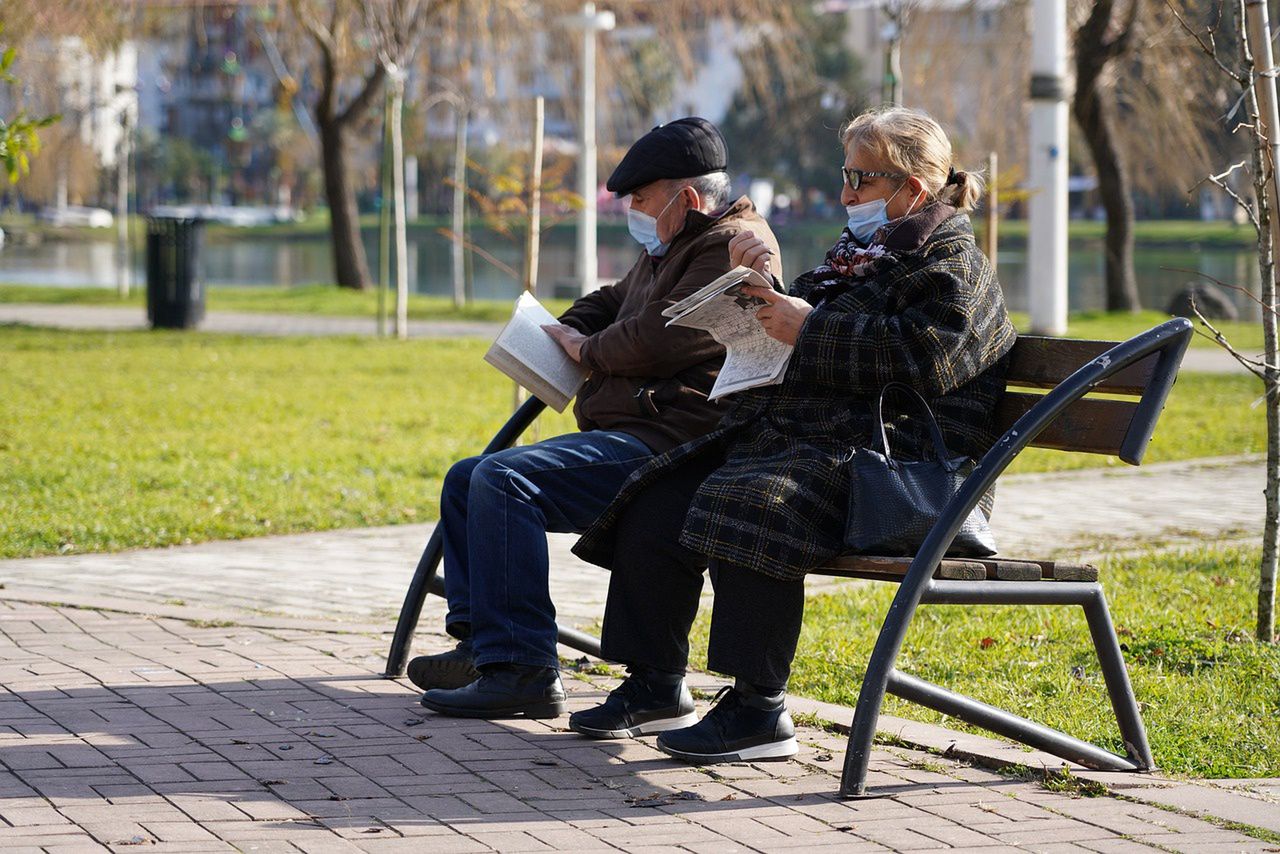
[995, 392, 1139, 456]
[815, 554, 1098, 583]
[1006, 336, 1156, 397]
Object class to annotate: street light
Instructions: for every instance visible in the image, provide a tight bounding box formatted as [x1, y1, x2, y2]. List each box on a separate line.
[563, 2, 615, 296]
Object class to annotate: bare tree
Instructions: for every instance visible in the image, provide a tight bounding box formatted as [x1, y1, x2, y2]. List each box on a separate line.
[285, 0, 389, 290]
[361, 0, 441, 332]
[1073, 0, 1143, 312]
[1171, 0, 1278, 642]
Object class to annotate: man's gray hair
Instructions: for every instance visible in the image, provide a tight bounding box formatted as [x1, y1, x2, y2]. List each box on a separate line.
[681, 171, 732, 210]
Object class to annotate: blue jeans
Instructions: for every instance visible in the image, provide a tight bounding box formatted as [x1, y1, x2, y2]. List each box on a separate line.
[439, 430, 653, 669]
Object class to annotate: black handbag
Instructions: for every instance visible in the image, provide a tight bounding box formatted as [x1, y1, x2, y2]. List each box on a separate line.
[843, 382, 998, 557]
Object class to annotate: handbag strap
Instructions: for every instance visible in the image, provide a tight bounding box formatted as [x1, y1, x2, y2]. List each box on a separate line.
[873, 381, 957, 467]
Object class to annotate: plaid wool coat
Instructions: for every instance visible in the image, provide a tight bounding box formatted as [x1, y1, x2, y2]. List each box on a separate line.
[572, 208, 1018, 581]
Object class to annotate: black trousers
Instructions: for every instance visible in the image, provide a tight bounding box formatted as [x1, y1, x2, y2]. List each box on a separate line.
[599, 453, 806, 691]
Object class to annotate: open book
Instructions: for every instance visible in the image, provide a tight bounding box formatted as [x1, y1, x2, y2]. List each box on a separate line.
[662, 266, 793, 400]
[484, 292, 588, 412]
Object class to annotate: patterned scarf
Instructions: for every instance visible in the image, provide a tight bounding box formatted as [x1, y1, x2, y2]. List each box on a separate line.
[804, 229, 899, 307]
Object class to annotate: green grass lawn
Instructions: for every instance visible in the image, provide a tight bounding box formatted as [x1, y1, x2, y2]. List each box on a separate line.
[0, 326, 1264, 561]
[685, 545, 1279, 778]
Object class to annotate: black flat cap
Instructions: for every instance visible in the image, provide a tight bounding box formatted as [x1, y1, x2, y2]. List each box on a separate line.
[606, 117, 727, 197]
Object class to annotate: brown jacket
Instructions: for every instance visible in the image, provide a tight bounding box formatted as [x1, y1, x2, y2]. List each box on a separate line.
[558, 196, 781, 454]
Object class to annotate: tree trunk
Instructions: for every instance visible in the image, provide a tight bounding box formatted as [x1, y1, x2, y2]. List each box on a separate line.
[318, 118, 372, 290]
[1073, 0, 1142, 312]
[1074, 56, 1140, 311]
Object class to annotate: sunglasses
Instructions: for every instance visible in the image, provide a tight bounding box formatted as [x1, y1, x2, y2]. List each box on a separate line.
[842, 167, 907, 191]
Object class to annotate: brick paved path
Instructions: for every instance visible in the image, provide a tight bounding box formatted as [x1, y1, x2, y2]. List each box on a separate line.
[0, 455, 1261, 632]
[0, 303, 1250, 374]
[2, 598, 1272, 853]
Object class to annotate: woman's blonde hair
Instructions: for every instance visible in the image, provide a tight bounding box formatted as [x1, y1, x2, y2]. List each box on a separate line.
[840, 106, 984, 212]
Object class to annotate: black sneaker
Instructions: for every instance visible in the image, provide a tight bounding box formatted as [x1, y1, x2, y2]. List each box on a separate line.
[569, 671, 698, 739]
[406, 640, 479, 691]
[656, 685, 797, 763]
[420, 664, 567, 719]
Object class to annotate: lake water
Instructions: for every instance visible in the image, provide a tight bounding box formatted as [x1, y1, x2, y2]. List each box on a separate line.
[0, 224, 1262, 319]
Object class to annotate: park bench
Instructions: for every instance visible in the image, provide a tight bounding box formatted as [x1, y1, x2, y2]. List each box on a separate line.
[385, 316, 1193, 799]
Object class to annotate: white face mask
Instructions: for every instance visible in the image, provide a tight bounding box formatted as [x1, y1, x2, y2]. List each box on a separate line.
[627, 190, 685, 257]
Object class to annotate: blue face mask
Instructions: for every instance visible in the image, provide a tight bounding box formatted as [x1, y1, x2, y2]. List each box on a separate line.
[845, 180, 916, 245]
[627, 190, 684, 257]
[844, 198, 889, 245]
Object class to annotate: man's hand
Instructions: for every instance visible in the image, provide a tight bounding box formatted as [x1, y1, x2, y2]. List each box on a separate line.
[728, 230, 775, 277]
[542, 323, 588, 363]
[741, 285, 812, 346]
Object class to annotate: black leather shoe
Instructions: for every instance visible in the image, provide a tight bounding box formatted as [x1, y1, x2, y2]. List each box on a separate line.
[569, 671, 698, 739]
[406, 640, 479, 691]
[420, 664, 566, 719]
[656, 685, 797, 763]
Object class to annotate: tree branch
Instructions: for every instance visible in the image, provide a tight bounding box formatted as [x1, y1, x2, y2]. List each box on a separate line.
[336, 63, 387, 127]
[1200, 160, 1262, 229]
[1165, 0, 1248, 82]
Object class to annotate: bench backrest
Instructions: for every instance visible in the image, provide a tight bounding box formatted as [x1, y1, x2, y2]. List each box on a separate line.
[996, 337, 1161, 460]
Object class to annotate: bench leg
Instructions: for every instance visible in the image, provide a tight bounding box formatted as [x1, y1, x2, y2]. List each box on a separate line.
[383, 524, 446, 678]
[383, 523, 605, 678]
[1084, 588, 1155, 770]
[839, 618, 905, 798]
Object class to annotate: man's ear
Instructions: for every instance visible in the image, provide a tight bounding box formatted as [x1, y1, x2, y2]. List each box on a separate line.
[683, 184, 703, 213]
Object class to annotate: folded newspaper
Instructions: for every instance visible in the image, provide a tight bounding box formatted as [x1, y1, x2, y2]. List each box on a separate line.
[662, 266, 793, 400]
[484, 292, 588, 412]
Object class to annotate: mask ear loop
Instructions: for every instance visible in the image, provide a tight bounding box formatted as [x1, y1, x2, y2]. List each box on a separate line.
[880, 179, 931, 244]
[655, 186, 693, 243]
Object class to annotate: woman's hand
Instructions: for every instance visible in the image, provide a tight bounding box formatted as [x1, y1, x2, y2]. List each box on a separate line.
[542, 323, 587, 363]
[728, 230, 775, 277]
[741, 285, 812, 346]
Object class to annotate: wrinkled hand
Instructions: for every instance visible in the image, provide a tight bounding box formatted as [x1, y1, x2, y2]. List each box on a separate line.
[728, 230, 775, 277]
[741, 285, 812, 346]
[542, 323, 587, 363]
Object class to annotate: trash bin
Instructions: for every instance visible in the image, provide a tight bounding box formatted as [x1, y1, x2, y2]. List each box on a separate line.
[145, 216, 206, 329]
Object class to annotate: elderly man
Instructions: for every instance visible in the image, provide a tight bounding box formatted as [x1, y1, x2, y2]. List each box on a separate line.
[414, 118, 782, 719]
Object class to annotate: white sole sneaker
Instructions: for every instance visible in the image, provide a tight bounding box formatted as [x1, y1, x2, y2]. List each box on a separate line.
[658, 735, 799, 763]
[571, 711, 700, 739]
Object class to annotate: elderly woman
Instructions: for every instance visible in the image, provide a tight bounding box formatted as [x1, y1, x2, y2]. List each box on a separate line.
[568, 107, 1018, 762]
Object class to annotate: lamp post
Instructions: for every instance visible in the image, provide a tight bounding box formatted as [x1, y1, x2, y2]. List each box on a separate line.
[1028, 0, 1069, 335]
[565, 2, 615, 296]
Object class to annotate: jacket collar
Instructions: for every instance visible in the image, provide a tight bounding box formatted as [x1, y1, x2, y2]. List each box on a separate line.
[879, 202, 959, 253]
[652, 195, 755, 263]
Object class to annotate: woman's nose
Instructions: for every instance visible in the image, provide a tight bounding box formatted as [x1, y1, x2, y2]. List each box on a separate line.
[841, 185, 858, 206]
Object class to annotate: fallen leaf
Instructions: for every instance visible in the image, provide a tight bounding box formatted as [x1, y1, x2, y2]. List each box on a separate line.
[979, 637, 996, 649]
